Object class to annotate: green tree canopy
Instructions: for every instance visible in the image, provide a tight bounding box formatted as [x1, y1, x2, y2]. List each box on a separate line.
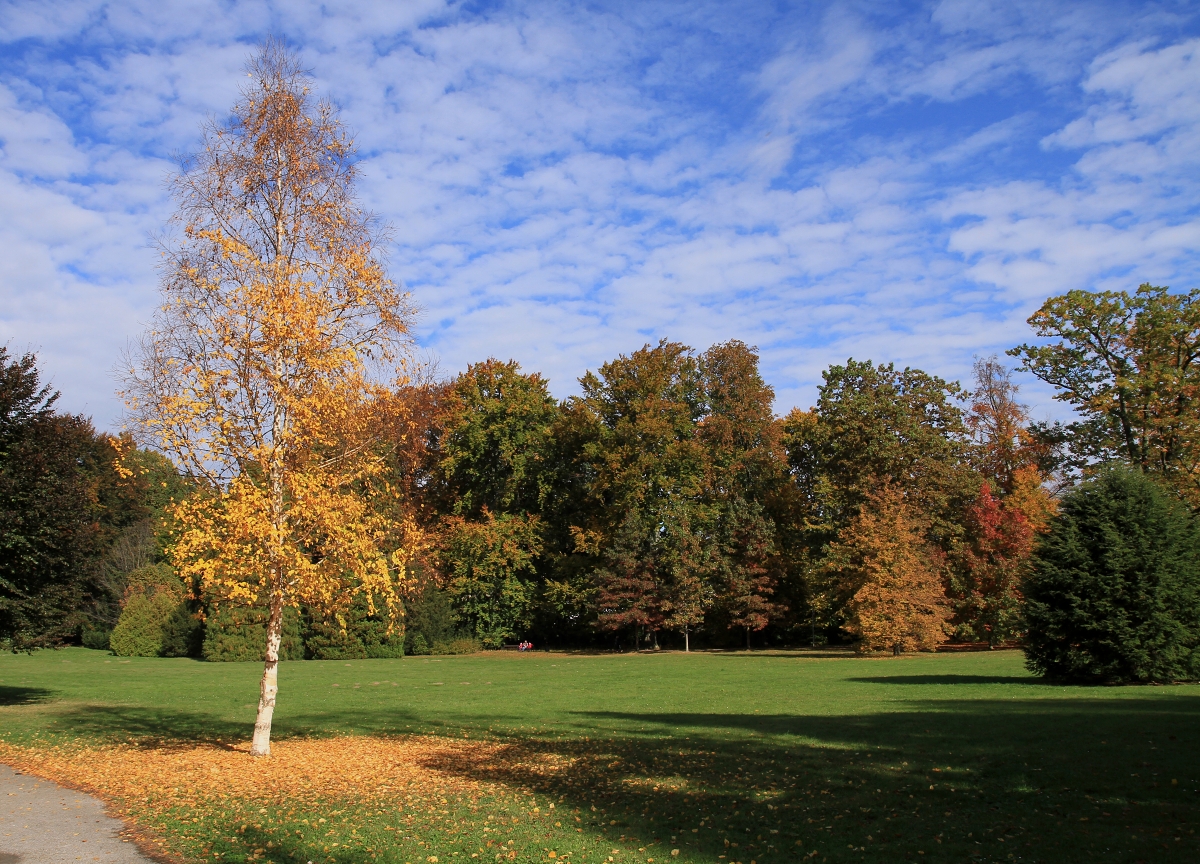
[784, 358, 976, 544]
[0, 349, 142, 649]
[438, 359, 558, 517]
[574, 340, 710, 643]
[441, 510, 542, 647]
[1012, 284, 1200, 505]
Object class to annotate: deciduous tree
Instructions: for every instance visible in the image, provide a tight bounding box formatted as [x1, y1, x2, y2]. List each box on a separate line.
[822, 482, 950, 653]
[1, 350, 140, 649]
[785, 359, 975, 544]
[699, 342, 787, 645]
[437, 359, 557, 517]
[577, 341, 709, 647]
[710, 498, 779, 649]
[952, 482, 1033, 647]
[441, 510, 541, 647]
[784, 360, 974, 641]
[1012, 284, 1200, 505]
[121, 43, 416, 755]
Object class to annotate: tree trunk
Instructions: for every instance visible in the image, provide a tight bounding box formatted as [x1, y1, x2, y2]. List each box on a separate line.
[252, 358, 288, 757]
[250, 586, 284, 756]
[684, 626, 690, 653]
[745, 627, 751, 650]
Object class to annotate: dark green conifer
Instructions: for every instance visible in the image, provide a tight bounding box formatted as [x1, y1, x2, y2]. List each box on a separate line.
[1023, 468, 1200, 682]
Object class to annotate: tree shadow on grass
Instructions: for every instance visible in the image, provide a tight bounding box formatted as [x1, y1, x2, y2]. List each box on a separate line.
[413, 696, 1200, 864]
[846, 675, 1048, 685]
[0, 685, 54, 705]
[31, 695, 1200, 863]
[40, 703, 443, 747]
[46, 705, 249, 746]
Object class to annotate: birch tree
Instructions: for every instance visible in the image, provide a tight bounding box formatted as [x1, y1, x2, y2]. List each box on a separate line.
[121, 42, 416, 756]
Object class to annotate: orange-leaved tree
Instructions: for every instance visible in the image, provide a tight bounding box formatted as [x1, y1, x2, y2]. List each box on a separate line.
[121, 42, 417, 756]
[822, 482, 949, 653]
[954, 482, 1034, 647]
[965, 355, 1057, 527]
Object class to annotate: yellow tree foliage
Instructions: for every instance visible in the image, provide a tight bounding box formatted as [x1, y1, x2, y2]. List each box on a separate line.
[823, 483, 950, 653]
[121, 42, 418, 756]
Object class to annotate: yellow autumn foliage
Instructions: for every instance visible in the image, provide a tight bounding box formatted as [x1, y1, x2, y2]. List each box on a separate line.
[120, 41, 420, 754]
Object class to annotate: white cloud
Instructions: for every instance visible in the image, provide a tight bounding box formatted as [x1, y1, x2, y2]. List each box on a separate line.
[0, 0, 1197, 430]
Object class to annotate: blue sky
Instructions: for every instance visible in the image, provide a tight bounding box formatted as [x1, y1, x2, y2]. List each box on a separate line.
[2, 0, 1198, 430]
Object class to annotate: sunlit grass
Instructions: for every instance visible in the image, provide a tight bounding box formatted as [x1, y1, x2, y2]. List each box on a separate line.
[1, 647, 1197, 863]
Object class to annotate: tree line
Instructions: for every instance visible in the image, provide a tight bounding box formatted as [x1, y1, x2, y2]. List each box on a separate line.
[5, 274, 1198, 660]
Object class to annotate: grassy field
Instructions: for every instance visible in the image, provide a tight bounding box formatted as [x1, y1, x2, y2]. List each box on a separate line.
[0, 647, 1197, 864]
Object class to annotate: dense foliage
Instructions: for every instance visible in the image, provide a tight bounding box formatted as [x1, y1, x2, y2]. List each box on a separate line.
[0, 349, 145, 650]
[1013, 284, 1200, 504]
[12, 278, 1199, 667]
[202, 605, 305, 663]
[1023, 469, 1200, 682]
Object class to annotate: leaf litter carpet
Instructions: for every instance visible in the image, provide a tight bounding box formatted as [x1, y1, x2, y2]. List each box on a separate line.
[0, 735, 577, 862]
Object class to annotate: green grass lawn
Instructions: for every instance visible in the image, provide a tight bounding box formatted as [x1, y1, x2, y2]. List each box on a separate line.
[1, 647, 1197, 863]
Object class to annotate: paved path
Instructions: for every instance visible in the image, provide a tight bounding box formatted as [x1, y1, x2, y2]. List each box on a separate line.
[0, 764, 156, 863]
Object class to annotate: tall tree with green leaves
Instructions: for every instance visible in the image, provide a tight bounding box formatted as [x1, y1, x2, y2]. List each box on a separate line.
[577, 340, 710, 647]
[699, 341, 787, 645]
[783, 359, 974, 640]
[1012, 284, 1200, 506]
[437, 359, 558, 517]
[0, 350, 142, 648]
[784, 359, 974, 543]
[440, 510, 542, 647]
[433, 360, 558, 643]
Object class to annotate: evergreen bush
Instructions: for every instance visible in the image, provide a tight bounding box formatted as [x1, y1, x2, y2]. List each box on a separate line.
[109, 564, 187, 657]
[160, 603, 204, 657]
[304, 594, 404, 660]
[109, 591, 180, 657]
[1023, 469, 1200, 682]
[404, 583, 457, 655]
[201, 603, 303, 662]
[81, 624, 111, 651]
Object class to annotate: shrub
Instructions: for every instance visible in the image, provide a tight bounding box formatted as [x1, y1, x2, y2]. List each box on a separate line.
[432, 636, 481, 655]
[109, 591, 180, 657]
[1023, 468, 1200, 682]
[160, 603, 204, 657]
[81, 624, 111, 651]
[109, 564, 187, 657]
[125, 562, 180, 596]
[304, 594, 404, 660]
[202, 603, 303, 662]
[404, 582, 457, 655]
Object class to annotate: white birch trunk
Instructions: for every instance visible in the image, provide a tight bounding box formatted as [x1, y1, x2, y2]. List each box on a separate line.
[250, 587, 284, 756]
[252, 356, 287, 758]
